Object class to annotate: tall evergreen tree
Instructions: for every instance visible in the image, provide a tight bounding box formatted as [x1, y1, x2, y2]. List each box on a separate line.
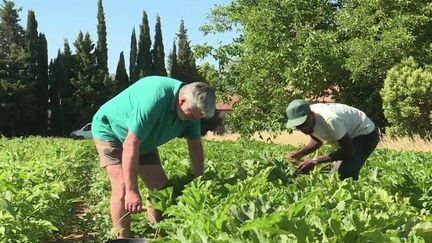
[0, 0, 31, 137]
[151, 15, 167, 76]
[72, 32, 115, 127]
[48, 50, 64, 136]
[48, 41, 76, 136]
[96, 0, 108, 74]
[176, 20, 200, 83]
[35, 33, 49, 134]
[136, 11, 152, 78]
[168, 40, 178, 78]
[129, 27, 137, 83]
[24, 10, 41, 134]
[115, 51, 129, 92]
[24, 10, 38, 81]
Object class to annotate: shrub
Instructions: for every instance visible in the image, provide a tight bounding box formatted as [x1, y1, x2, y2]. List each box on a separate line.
[381, 57, 432, 139]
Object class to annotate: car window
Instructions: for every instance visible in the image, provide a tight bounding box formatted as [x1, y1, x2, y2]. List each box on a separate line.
[83, 124, 91, 131]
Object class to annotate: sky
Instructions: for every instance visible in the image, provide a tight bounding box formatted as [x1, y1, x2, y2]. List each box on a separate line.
[13, 0, 235, 74]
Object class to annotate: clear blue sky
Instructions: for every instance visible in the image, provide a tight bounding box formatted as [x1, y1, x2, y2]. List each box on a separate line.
[13, 0, 234, 74]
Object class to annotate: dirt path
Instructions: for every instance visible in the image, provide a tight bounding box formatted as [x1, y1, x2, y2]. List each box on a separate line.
[49, 202, 97, 243]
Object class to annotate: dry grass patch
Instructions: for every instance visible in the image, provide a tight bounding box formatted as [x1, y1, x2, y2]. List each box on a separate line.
[204, 132, 432, 152]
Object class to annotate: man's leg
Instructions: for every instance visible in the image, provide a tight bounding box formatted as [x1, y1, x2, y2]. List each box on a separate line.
[94, 139, 130, 238]
[106, 165, 131, 238]
[338, 130, 379, 180]
[137, 150, 168, 224]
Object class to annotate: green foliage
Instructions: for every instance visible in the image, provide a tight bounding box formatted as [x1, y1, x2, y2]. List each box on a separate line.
[381, 57, 432, 139]
[80, 139, 432, 241]
[1, 138, 431, 242]
[0, 137, 97, 242]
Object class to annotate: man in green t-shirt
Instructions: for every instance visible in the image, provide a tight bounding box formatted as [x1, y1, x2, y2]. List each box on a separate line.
[92, 76, 216, 238]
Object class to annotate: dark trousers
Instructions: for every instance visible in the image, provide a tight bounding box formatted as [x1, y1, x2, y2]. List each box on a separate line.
[338, 129, 380, 180]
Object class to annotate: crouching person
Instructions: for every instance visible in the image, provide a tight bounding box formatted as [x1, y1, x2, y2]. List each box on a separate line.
[285, 99, 379, 180]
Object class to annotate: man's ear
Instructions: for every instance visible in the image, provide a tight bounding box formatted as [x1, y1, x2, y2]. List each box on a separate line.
[178, 96, 187, 106]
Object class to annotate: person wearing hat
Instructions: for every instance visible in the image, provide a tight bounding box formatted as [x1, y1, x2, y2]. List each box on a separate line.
[285, 99, 379, 180]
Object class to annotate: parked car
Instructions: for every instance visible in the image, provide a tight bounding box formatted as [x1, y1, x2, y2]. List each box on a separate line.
[70, 123, 93, 139]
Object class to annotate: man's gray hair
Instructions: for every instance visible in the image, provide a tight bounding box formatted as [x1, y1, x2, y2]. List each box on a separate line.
[182, 82, 216, 118]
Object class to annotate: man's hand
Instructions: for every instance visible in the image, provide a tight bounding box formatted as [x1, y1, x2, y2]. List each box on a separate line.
[187, 138, 204, 177]
[297, 158, 318, 172]
[288, 151, 303, 160]
[125, 190, 142, 213]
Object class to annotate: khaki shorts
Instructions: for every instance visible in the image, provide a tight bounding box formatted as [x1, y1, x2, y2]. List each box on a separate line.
[94, 139, 160, 167]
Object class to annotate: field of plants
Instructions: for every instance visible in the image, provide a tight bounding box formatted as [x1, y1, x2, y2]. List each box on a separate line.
[0, 137, 431, 242]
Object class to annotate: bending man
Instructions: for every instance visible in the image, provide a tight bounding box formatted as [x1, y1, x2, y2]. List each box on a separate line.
[285, 99, 379, 180]
[92, 76, 216, 238]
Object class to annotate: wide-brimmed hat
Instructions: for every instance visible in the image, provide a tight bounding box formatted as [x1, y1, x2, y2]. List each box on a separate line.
[285, 99, 310, 129]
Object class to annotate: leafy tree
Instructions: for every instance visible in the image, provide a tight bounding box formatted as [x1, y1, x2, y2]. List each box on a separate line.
[96, 0, 108, 74]
[151, 15, 167, 76]
[136, 11, 152, 78]
[0, 0, 32, 137]
[115, 51, 129, 92]
[201, 0, 432, 135]
[381, 57, 432, 139]
[176, 20, 201, 84]
[200, 0, 341, 135]
[167, 40, 178, 78]
[129, 28, 138, 83]
[332, 0, 432, 128]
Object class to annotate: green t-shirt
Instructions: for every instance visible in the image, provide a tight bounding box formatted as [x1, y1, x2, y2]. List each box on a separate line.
[92, 76, 201, 153]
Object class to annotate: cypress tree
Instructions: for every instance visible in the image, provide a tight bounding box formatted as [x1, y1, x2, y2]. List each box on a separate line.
[24, 10, 38, 83]
[0, 0, 32, 137]
[115, 51, 129, 92]
[151, 15, 167, 76]
[48, 51, 65, 136]
[129, 28, 137, 83]
[35, 33, 49, 134]
[60, 40, 77, 134]
[136, 11, 152, 78]
[72, 32, 115, 127]
[176, 20, 200, 83]
[167, 40, 178, 79]
[24, 10, 40, 134]
[96, 0, 108, 74]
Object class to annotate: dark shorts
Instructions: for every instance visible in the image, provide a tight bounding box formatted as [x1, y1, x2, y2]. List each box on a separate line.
[94, 139, 161, 167]
[338, 129, 380, 180]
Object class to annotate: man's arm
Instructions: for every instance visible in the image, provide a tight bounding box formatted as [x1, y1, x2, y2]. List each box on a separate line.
[312, 133, 355, 164]
[123, 131, 142, 213]
[186, 137, 204, 177]
[298, 133, 355, 172]
[289, 135, 323, 160]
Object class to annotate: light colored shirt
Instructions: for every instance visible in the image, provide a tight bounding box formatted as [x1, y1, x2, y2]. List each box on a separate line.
[92, 76, 201, 153]
[310, 103, 375, 147]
